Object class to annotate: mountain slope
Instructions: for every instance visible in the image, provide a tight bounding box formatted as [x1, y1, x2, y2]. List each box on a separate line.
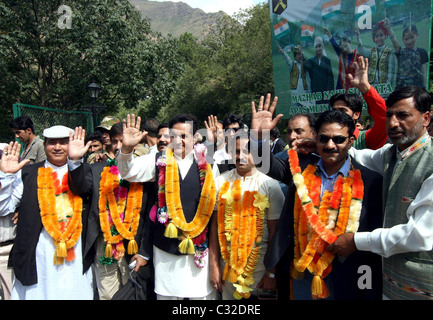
[129, 0, 227, 38]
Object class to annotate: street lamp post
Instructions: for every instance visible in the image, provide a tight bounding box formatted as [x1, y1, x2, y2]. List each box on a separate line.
[81, 83, 106, 130]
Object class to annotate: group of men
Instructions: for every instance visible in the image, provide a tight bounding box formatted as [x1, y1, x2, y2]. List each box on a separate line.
[0, 56, 432, 301]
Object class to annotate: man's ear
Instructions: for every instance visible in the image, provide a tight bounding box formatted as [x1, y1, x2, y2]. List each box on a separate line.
[352, 112, 361, 121]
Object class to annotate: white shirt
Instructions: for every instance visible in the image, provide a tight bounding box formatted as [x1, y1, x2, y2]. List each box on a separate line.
[116, 148, 214, 298]
[0, 171, 21, 243]
[349, 144, 433, 258]
[0, 161, 93, 300]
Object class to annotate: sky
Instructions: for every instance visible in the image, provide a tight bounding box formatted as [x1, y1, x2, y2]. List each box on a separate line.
[150, 0, 266, 16]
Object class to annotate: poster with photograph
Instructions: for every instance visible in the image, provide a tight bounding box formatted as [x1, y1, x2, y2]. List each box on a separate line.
[269, 0, 432, 117]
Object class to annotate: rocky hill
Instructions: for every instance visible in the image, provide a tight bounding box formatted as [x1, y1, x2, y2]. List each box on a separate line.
[129, 0, 227, 38]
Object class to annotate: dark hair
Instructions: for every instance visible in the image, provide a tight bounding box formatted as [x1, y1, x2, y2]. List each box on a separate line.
[142, 118, 160, 138]
[169, 113, 198, 134]
[386, 86, 432, 114]
[8, 116, 35, 133]
[402, 24, 418, 37]
[157, 123, 169, 131]
[315, 110, 355, 137]
[85, 130, 103, 144]
[330, 93, 364, 114]
[270, 127, 281, 139]
[288, 113, 316, 130]
[109, 122, 123, 139]
[223, 114, 244, 130]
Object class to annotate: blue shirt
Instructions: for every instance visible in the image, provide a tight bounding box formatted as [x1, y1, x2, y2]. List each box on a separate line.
[316, 157, 351, 198]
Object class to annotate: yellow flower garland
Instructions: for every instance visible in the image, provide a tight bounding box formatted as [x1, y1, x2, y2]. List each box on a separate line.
[288, 149, 364, 299]
[37, 167, 83, 265]
[99, 166, 143, 258]
[217, 179, 269, 299]
[164, 147, 216, 254]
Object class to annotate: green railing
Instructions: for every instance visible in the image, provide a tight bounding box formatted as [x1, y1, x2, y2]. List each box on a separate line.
[12, 103, 94, 138]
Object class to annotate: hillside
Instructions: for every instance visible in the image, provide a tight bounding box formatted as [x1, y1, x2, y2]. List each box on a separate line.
[129, 0, 227, 38]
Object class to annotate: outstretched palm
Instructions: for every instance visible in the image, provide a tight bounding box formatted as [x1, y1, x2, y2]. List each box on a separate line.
[68, 126, 91, 160]
[348, 56, 370, 93]
[122, 114, 147, 154]
[250, 94, 283, 140]
[0, 141, 30, 174]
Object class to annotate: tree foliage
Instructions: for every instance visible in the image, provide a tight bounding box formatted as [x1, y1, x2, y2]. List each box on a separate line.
[0, 0, 182, 139]
[1, 1, 431, 141]
[158, 4, 274, 126]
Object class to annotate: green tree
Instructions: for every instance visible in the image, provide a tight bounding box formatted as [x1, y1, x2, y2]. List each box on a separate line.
[0, 0, 182, 139]
[157, 3, 273, 126]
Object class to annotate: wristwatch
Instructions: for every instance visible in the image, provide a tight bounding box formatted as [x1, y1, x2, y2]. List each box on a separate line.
[266, 271, 276, 279]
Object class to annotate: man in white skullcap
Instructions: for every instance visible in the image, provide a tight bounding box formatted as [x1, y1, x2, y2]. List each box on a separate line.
[0, 125, 94, 300]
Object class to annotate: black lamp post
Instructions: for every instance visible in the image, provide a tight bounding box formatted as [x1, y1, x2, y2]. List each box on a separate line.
[82, 82, 106, 130]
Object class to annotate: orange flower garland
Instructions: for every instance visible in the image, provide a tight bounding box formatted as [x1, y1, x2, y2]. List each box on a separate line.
[99, 165, 143, 259]
[217, 177, 268, 299]
[37, 167, 83, 265]
[164, 146, 216, 254]
[288, 149, 364, 299]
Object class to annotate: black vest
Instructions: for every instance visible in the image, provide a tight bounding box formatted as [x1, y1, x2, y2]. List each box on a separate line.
[152, 155, 203, 255]
[8, 162, 92, 286]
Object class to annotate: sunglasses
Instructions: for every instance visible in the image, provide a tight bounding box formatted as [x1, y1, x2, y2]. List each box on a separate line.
[318, 134, 349, 144]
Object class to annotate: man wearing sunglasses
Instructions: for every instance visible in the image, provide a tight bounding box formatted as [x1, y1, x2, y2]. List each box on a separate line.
[329, 85, 433, 300]
[250, 96, 383, 300]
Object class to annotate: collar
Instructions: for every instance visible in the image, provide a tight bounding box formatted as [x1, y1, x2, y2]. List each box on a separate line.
[397, 131, 431, 161]
[316, 156, 351, 180]
[44, 160, 68, 176]
[173, 149, 195, 163]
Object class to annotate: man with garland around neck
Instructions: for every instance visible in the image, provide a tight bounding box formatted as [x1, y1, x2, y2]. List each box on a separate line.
[328, 85, 433, 300]
[209, 133, 285, 300]
[67, 123, 156, 300]
[250, 95, 383, 300]
[0, 126, 94, 300]
[116, 113, 217, 300]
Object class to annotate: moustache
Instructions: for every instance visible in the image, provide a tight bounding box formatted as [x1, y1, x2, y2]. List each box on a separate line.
[158, 142, 168, 147]
[322, 149, 339, 154]
[388, 129, 404, 135]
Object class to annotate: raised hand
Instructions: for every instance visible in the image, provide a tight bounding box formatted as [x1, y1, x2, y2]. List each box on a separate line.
[204, 115, 219, 145]
[121, 114, 147, 154]
[250, 93, 283, 140]
[0, 141, 30, 174]
[348, 56, 370, 94]
[68, 126, 91, 160]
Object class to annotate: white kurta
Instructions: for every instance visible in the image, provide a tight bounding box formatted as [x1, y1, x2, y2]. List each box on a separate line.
[214, 169, 285, 299]
[117, 149, 215, 299]
[1, 161, 93, 300]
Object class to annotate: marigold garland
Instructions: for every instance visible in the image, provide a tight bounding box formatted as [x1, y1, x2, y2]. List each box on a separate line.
[37, 167, 83, 265]
[217, 177, 268, 300]
[288, 149, 364, 299]
[159, 145, 216, 259]
[99, 164, 143, 260]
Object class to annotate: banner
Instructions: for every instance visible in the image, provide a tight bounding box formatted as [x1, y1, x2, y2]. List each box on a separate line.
[269, 0, 432, 117]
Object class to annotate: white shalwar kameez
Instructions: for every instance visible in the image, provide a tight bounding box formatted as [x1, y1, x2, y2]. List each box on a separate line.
[2, 161, 93, 300]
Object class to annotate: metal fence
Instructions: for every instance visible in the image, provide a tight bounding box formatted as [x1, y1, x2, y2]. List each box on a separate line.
[12, 103, 94, 137]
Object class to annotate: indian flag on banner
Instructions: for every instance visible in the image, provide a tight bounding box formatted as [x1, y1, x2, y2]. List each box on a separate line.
[321, 0, 341, 20]
[355, 0, 376, 12]
[273, 19, 289, 40]
[355, 0, 376, 19]
[301, 25, 314, 41]
[385, 0, 405, 7]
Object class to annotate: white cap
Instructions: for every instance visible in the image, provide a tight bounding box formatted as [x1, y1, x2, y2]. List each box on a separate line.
[42, 125, 73, 139]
